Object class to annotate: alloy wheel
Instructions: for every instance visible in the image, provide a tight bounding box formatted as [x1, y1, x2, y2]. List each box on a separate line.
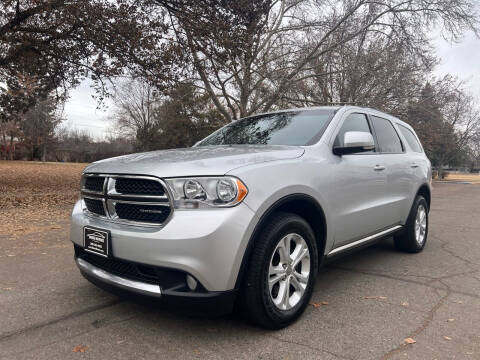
[415, 204, 427, 246]
[267, 233, 311, 310]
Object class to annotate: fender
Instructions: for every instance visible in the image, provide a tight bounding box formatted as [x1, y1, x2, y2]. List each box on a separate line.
[234, 193, 327, 289]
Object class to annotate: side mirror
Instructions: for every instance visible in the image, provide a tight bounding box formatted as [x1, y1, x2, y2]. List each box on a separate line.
[333, 131, 375, 155]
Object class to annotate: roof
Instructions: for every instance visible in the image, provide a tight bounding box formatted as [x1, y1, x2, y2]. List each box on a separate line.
[269, 105, 413, 129]
[239, 105, 413, 130]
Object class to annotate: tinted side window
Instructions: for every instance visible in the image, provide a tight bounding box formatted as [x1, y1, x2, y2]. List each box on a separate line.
[398, 125, 422, 153]
[370, 116, 403, 153]
[334, 113, 372, 148]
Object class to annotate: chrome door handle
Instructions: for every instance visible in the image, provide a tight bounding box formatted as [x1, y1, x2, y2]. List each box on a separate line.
[374, 165, 386, 171]
[411, 163, 419, 168]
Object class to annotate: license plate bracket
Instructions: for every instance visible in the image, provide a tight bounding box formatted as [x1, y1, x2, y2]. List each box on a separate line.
[83, 227, 111, 258]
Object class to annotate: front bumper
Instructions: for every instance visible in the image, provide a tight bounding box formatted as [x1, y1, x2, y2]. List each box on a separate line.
[75, 252, 238, 315]
[70, 200, 257, 292]
[76, 256, 161, 297]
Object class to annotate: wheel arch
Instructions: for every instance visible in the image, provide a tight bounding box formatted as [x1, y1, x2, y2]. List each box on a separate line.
[234, 194, 327, 289]
[416, 183, 431, 211]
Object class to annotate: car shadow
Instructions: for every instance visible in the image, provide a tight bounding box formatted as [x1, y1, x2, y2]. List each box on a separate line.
[101, 238, 400, 331]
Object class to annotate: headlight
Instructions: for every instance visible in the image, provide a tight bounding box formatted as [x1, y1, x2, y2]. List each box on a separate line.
[183, 179, 206, 200]
[217, 178, 236, 202]
[165, 176, 248, 209]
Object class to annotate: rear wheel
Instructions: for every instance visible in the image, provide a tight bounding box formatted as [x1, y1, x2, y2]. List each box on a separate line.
[394, 195, 428, 253]
[239, 212, 318, 329]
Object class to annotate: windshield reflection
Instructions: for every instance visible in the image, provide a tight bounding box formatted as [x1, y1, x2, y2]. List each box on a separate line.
[197, 109, 335, 146]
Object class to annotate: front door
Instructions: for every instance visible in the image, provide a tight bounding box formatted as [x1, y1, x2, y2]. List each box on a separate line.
[331, 112, 388, 248]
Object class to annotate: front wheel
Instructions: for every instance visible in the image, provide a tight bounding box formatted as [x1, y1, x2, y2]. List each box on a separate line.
[239, 212, 318, 329]
[394, 195, 429, 253]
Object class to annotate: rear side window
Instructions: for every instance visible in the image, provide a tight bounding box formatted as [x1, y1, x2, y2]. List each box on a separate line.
[334, 113, 372, 148]
[370, 116, 403, 153]
[398, 125, 423, 153]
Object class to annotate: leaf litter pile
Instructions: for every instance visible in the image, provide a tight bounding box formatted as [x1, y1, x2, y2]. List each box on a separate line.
[0, 161, 86, 237]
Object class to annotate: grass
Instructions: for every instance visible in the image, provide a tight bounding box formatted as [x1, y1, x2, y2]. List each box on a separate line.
[443, 173, 480, 184]
[0, 161, 87, 237]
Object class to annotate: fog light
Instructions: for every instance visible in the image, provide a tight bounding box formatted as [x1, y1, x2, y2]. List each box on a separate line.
[186, 275, 198, 291]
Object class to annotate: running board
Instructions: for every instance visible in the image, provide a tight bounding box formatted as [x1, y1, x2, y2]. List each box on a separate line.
[327, 225, 403, 257]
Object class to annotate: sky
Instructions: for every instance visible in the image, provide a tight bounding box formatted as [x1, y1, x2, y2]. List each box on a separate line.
[433, 30, 480, 100]
[63, 31, 480, 139]
[62, 81, 113, 139]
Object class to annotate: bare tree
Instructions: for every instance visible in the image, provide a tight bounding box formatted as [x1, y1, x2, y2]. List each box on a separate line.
[152, 82, 226, 149]
[439, 86, 480, 170]
[469, 133, 480, 171]
[164, 0, 479, 121]
[0, 119, 20, 160]
[111, 79, 226, 150]
[20, 95, 63, 161]
[406, 79, 480, 176]
[0, 72, 41, 159]
[281, 32, 432, 113]
[111, 79, 162, 151]
[55, 128, 134, 162]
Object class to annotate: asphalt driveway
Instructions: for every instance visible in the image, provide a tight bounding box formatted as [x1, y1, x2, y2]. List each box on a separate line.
[1, 182, 479, 359]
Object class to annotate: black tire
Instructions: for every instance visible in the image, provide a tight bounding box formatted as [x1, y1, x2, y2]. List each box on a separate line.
[394, 195, 429, 253]
[238, 212, 319, 329]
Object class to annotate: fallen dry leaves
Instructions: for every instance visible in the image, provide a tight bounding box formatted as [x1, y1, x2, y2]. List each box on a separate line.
[310, 301, 329, 308]
[0, 161, 86, 236]
[72, 345, 88, 353]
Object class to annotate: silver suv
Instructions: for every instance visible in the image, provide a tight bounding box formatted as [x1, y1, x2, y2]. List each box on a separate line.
[71, 106, 431, 328]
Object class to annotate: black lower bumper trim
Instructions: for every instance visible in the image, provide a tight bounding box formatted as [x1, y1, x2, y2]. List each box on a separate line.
[77, 255, 237, 316]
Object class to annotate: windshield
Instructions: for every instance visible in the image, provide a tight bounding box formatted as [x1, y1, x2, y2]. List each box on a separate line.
[197, 109, 335, 146]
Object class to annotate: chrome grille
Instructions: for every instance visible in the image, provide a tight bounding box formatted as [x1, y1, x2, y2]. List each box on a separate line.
[81, 174, 172, 226]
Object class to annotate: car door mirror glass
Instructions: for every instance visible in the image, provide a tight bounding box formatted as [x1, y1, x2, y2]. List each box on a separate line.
[333, 131, 375, 155]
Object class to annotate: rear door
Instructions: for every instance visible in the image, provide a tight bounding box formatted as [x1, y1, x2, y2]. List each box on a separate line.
[331, 111, 388, 248]
[396, 123, 430, 219]
[369, 115, 411, 226]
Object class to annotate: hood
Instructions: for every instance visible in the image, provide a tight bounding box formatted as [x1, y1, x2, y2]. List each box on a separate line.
[84, 145, 305, 177]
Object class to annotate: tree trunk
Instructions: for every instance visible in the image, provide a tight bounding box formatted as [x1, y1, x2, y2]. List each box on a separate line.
[1, 131, 6, 160]
[437, 163, 444, 179]
[9, 134, 14, 160]
[41, 139, 47, 162]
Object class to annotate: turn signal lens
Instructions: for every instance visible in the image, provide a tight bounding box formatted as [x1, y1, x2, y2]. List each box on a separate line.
[235, 179, 248, 203]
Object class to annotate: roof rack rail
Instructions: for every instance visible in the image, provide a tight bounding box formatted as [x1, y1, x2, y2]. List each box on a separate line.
[311, 102, 358, 106]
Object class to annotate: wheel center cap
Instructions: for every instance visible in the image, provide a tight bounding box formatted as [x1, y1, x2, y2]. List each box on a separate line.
[286, 265, 292, 275]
